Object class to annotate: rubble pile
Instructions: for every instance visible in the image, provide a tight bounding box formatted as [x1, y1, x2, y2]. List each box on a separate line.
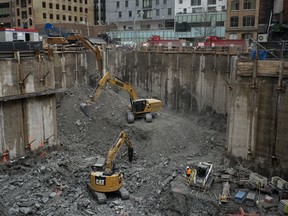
[0, 84, 286, 216]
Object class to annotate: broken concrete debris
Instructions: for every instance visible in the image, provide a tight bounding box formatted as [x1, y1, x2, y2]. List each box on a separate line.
[0, 84, 287, 216]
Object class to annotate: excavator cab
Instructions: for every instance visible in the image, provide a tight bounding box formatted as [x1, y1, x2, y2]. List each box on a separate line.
[131, 99, 147, 113]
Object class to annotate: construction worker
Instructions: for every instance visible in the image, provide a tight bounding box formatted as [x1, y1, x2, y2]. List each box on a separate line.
[186, 166, 191, 177]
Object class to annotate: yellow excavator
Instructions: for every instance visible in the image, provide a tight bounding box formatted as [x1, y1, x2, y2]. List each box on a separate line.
[48, 33, 162, 123]
[80, 72, 163, 123]
[88, 131, 134, 204]
[47, 34, 104, 77]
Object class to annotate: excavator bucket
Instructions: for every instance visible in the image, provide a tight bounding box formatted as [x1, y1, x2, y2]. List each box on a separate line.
[80, 103, 91, 117]
[128, 148, 133, 162]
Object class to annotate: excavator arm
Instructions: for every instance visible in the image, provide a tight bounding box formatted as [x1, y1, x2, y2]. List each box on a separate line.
[105, 131, 133, 173]
[80, 72, 139, 117]
[66, 35, 103, 77]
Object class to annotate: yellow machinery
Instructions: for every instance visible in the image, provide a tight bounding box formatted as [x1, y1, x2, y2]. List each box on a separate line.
[88, 131, 134, 204]
[47, 33, 162, 123]
[80, 72, 163, 123]
[47, 34, 104, 77]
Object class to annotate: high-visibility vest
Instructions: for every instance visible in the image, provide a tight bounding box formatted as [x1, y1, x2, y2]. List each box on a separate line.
[186, 168, 191, 176]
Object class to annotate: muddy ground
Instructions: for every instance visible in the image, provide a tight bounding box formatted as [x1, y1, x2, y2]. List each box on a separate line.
[0, 83, 278, 215]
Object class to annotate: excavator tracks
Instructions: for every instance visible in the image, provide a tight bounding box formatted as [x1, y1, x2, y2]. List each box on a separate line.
[87, 183, 107, 204]
[119, 187, 129, 200]
[126, 111, 135, 123]
[145, 113, 152, 123]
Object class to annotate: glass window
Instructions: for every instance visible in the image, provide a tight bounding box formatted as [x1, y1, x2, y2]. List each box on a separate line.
[230, 16, 238, 27]
[125, 1, 128, 7]
[191, 0, 201, 6]
[49, 3, 52, 9]
[74, 16, 77, 21]
[21, 0, 26, 7]
[42, 2, 46, 8]
[118, 11, 122, 18]
[136, 0, 139, 6]
[28, 7, 32, 15]
[50, 14, 53, 19]
[229, 33, 237, 39]
[17, 8, 20, 16]
[63, 15, 66, 20]
[85, 8, 88, 13]
[156, 0, 159, 5]
[156, 9, 160, 16]
[129, 11, 132, 17]
[208, 0, 216, 4]
[116, 1, 119, 8]
[179, 0, 183, 3]
[80, 7, 83, 12]
[69, 16, 72, 21]
[216, 21, 224, 26]
[68, 6, 71, 11]
[168, 8, 172, 15]
[244, 0, 255, 9]
[163, 0, 167, 4]
[56, 14, 60, 20]
[231, 0, 239, 10]
[143, 10, 152, 19]
[43, 13, 46, 19]
[243, 16, 255, 26]
[56, 4, 59, 9]
[22, 11, 27, 19]
[62, 5, 65, 10]
[74, 6, 77, 12]
[143, 0, 152, 7]
[242, 33, 253, 39]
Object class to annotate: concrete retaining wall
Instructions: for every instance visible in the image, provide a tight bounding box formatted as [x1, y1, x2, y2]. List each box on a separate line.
[0, 96, 57, 158]
[0, 49, 90, 160]
[107, 51, 231, 114]
[1, 48, 287, 179]
[228, 60, 288, 178]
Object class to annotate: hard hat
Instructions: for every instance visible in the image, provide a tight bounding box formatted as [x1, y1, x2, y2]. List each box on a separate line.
[186, 166, 189, 169]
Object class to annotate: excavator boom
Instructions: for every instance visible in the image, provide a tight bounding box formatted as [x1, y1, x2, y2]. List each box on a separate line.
[105, 131, 133, 172]
[66, 35, 103, 77]
[80, 72, 139, 117]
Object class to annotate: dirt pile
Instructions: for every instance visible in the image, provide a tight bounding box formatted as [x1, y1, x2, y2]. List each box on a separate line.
[0, 83, 230, 216]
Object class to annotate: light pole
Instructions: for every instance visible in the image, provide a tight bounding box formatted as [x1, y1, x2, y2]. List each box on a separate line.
[133, 11, 143, 47]
[162, 16, 165, 38]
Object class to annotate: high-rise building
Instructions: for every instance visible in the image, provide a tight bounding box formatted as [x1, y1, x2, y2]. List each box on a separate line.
[0, 0, 14, 27]
[11, 0, 94, 36]
[94, 0, 106, 25]
[226, 0, 260, 39]
[175, 0, 227, 39]
[105, 0, 175, 30]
